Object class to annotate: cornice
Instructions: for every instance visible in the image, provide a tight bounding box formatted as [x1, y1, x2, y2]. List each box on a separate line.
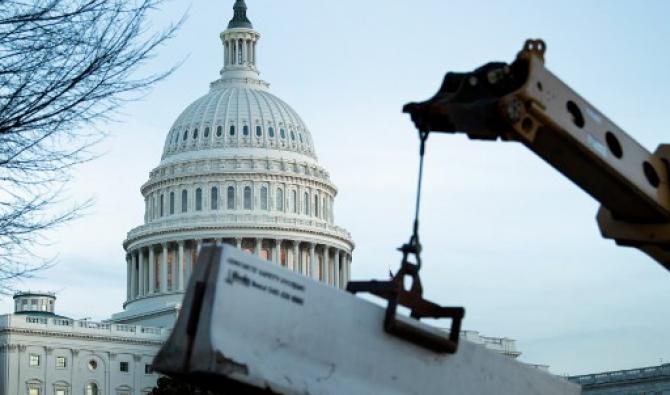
[0, 327, 165, 346]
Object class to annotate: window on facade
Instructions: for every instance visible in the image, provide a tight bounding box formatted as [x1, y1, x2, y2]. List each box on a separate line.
[183, 130, 188, 141]
[195, 188, 203, 211]
[181, 190, 188, 213]
[86, 383, 98, 395]
[290, 130, 295, 140]
[260, 186, 268, 210]
[280, 128, 285, 138]
[323, 197, 327, 219]
[304, 192, 309, 215]
[55, 389, 66, 395]
[169, 192, 175, 215]
[276, 188, 284, 211]
[227, 186, 235, 209]
[243, 125, 249, 136]
[314, 195, 319, 217]
[216, 126, 222, 137]
[120, 361, 129, 372]
[193, 128, 198, 139]
[229, 125, 235, 136]
[173, 132, 179, 144]
[256, 126, 262, 136]
[160, 194, 164, 217]
[211, 187, 218, 210]
[144, 364, 153, 374]
[244, 187, 252, 210]
[266, 127, 272, 137]
[204, 127, 210, 137]
[299, 134, 303, 143]
[88, 360, 97, 371]
[29, 354, 40, 367]
[29, 388, 40, 395]
[292, 190, 297, 213]
[56, 356, 67, 368]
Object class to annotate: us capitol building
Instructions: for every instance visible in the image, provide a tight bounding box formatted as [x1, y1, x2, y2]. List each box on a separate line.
[0, 2, 524, 394]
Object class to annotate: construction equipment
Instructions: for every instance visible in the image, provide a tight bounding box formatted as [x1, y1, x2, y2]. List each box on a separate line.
[404, 39, 670, 271]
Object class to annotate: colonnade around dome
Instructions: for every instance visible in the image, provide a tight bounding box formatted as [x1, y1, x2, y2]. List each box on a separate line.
[125, 238, 351, 306]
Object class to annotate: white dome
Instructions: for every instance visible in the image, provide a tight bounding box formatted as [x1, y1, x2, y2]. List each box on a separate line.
[118, 1, 354, 326]
[161, 82, 317, 164]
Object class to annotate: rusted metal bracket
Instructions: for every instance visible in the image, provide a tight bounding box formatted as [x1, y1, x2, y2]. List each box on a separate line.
[347, 240, 465, 354]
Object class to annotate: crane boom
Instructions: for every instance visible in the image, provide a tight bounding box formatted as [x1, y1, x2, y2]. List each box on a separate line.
[403, 39, 670, 271]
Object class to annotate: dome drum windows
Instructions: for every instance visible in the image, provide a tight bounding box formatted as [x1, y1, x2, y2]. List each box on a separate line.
[229, 125, 236, 136]
[183, 130, 188, 141]
[276, 188, 284, 211]
[260, 186, 268, 210]
[244, 186, 252, 210]
[195, 188, 203, 211]
[211, 186, 219, 210]
[280, 128, 286, 139]
[204, 127, 210, 138]
[193, 128, 199, 139]
[169, 192, 175, 215]
[181, 190, 188, 213]
[243, 125, 249, 136]
[216, 125, 223, 137]
[227, 186, 235, 209]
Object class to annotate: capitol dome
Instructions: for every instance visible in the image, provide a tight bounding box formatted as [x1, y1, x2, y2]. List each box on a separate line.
[114, 0, 354, 327]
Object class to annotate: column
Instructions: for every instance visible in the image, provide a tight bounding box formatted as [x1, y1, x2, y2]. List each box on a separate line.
[292, 242, 299, 272]
[346, 253, 352, 285]
[334, 250, 341, 289]
[137, 250, 145, 296]
[148, 247, 155, 294]
[126, 255, 131, 300]
[255, 238, 262, 257]
[309, 243, 317, 280]
[129, 254, 137, 299]
[161, 243, 168, 292]
[323, 247, 330, 284]
[274, 239, 282, 265]
[235, 238, 242, 249]
[178, 241, 185, 291]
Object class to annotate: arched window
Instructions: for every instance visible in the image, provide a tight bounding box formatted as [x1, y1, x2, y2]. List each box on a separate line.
[266, 127, 272, 137]
[183, 130, 188, 141]
[304, 192, 309, 215]
[243, 125, 249, 136]
[160, 194, 164, 217]
[216, 125, 223, 137]
[169, 192, 175, 215]
[193, 128, 198, 139]
[204, 127, 210, 137]
[256, 126, 262, 136]
[244, 186, 252, 210]
[229, 125, 235, 136]
[260, 186, 268, 210]
[227, 186, 235, 209]
[195, 188, 202, 211]
[314, 195, 319, 217]
[323, 196, 327, 219]
[181, 189, 188, 213]
[86, 383, 98, 395]
[299, 134, 303, 143]
[174, 132, 179, 144]
[211, 187, 218, 210]
[290, 130, 295, 140]
[292, 190, 297, 213]
[276, 188, 284, 211]
[280, 128, 286, 138]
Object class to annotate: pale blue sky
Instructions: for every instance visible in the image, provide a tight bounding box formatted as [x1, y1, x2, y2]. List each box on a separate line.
[2, 0, 669, 376]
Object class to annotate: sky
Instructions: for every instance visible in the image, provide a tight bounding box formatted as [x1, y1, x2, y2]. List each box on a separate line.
[2, 0, 670, 376]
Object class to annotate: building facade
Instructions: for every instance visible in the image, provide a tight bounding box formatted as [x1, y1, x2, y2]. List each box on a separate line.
[0, 293, 168, 395]
[569, 364, 670, 394]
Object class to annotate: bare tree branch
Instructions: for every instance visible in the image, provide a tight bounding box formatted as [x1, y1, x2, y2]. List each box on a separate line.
[0, 0, 183, 294]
